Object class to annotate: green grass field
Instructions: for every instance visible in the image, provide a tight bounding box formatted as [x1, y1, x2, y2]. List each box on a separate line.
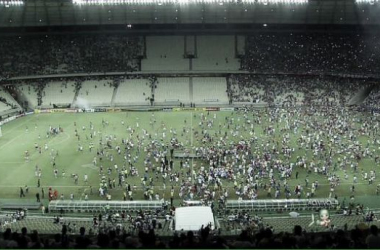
[0, 109, 379, 208]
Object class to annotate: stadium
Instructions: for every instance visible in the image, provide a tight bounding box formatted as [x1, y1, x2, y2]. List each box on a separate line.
[0, 0, 380, 248]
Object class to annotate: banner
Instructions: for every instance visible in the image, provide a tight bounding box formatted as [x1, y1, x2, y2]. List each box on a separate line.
[37, 109, 52, 113]
[95, 108, 106, 112]
[122, 108, 162, 112]
[65, 109, 78, 113]
[107, 108, 121, 113]
[0, 116, 16, 126]
[173, 108, 206, 112]
[0, 113, 25, 126]
[162, 108, 173, 112]
[205, 107, 220, 111]
[50, 109, 66, 113]
[220, 107, 235, 112]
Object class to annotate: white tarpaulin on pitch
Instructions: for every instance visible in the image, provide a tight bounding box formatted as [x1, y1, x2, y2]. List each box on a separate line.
[174, 206, 215, 231]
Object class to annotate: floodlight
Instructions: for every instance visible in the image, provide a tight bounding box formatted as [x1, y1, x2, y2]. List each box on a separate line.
[72, 0, 308, 4]
[355, 0, 379, 3]
[0, 0, 24, 5]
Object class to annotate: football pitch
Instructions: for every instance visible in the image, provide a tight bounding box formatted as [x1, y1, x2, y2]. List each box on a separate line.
[0, 110, 379, 208]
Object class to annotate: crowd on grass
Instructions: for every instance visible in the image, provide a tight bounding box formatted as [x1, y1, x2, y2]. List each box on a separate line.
[29, 101, 377, 208]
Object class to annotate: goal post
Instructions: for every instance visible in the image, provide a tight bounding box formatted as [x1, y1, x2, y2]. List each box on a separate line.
[0, 126, 2, 137]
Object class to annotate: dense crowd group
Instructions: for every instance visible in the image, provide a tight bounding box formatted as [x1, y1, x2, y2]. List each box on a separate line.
[1, 223, 380, 248]
[363, 86, 380, 109]
[48, 101, 378, 207]
[1, 33, 380, 78]
[227, 75, 373, 106]
[0, 35, 142, 77]
[242, 33, 380, 75]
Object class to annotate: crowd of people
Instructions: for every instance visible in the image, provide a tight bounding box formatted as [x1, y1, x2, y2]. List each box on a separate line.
[29, 101, 378, 206]
[1, 33, 380, 78]
[242, 33, 380, 75]
[363, 86, 380, 109]
[0, 35, 142, 78]
[1, 223, 380, 248]
[2, 30, 380, 248]
[227, 75, 373, 106]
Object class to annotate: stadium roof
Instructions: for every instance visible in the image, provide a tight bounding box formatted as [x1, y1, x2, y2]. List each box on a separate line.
[0, 0, 379, 28]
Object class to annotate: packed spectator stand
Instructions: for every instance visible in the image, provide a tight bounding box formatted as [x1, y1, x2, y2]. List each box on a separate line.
[1, 33, 380, 77]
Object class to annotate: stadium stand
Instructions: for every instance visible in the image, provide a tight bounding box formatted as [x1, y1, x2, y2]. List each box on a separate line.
[243, 33, 380, 74]
[41, 81, 76, 108]
[0, 35, 142, 77]
[142, 36, 189, 71]
[192, 77, 229, 104]
[192, 36, 240, 71]
[113, 79, 151, 106]
[0, 33, 380, 78]
[2, 216, 95, 235]
[0, 211, 379, 248]
[0, 87, 21, 109]
[76, 80, 114, 107]
[0, 203, 41, 211]
[362, 86, 380, 109]
[154, 78, 190, 105]
[16, 83, 39, 108]
[227, 75, 367, 106]
[227, 75, 266, 104]
[0, 102, 12, 115]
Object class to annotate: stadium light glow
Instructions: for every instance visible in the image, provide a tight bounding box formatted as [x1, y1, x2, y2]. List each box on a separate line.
[72, 0, 308, 5]
[355, 0, 379, 3]
[0, 0, 24, 6]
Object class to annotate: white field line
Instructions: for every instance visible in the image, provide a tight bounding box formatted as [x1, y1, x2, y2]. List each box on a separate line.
[2, 116, 34, 136]
[0, 133, 24, 151]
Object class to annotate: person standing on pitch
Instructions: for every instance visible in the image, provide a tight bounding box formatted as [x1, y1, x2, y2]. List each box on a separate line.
[20, 187, 25, 198]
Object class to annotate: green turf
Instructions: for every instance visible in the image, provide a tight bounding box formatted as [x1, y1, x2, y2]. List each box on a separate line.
[0, 110, 379, 208]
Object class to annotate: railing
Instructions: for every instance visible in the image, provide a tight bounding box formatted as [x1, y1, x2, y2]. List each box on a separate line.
[48, 200, 164, 213]
[225, 198, 339, 211]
